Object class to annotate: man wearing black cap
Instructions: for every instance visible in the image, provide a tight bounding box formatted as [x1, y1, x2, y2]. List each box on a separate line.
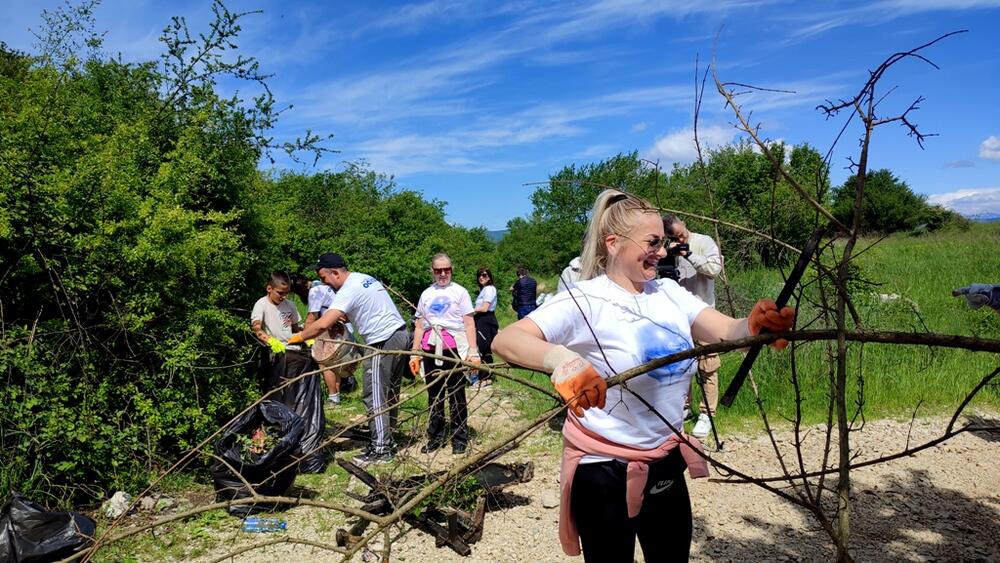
[289, 253, 411, 465]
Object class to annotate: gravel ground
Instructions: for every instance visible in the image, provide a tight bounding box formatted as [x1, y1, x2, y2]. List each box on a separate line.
[186, 400, 1000, 563]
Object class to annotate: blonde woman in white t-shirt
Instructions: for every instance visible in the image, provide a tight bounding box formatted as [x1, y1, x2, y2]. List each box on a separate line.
[409, 254, 480, 455]
[493, 190, 795, 562]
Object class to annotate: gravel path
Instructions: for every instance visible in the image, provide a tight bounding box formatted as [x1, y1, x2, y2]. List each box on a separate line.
[186, 407, 1000, 563]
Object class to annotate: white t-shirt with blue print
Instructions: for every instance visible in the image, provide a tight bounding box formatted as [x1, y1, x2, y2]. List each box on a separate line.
[329, 272, 404, 344]
[528, 274, 707, 456]
[415, 282, 474, 331]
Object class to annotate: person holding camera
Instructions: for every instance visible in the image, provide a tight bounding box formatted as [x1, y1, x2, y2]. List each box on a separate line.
[663, 215, 724, 440]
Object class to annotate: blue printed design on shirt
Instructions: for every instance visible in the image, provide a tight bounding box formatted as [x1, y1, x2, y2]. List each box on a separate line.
[638, 323, 695, 383]
[428, 295, 451, 316]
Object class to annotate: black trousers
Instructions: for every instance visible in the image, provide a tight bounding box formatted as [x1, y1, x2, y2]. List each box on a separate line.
[423, 349, 468, 447]
[473, 311, 498, 380]
[570, 451, 691, 563]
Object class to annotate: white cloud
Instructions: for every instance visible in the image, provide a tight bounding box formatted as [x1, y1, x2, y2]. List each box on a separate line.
[646, 125, 736, 164]
[979, 136, 1000, 159]
[779, 1, 1000, 42]
[944, 160, 976, 168]
[928, 187, 1000, 217]
[293, 82, 692, 175]
[631, 121, 648, 133]
[573, 144, 618, 159]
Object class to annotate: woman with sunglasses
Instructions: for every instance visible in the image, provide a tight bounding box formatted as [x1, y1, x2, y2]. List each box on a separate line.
[492, 189, 795, 562]
[409, 253, 479, 455]
[472, 267, 499, 386]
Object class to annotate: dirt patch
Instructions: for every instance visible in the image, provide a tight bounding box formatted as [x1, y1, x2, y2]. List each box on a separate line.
[172, 401, 1000, 562]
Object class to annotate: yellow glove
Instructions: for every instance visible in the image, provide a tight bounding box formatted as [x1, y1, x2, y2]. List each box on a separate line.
[305, 339, 316, 347]
[544, 346, 606, 417]
[266, 336, 286, 354]
[409, 356, 422, 377]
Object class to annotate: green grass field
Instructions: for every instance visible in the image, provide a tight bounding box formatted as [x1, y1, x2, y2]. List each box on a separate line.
[703, 222, 1000, 431]
[515, 223, 1000, 433]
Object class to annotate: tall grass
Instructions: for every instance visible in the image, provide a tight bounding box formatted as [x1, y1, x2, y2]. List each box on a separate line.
[709, 222, 1000, 430]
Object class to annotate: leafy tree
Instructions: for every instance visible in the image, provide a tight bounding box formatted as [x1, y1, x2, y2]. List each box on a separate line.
[502, 153, 664, 276]
[0, 2, 320, 504]
[504, 144, 835, 275]
[831, 169, 958, 234]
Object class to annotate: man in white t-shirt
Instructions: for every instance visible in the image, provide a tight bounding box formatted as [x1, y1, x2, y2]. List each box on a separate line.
[289, 253, 411, 466]
[306, 282, 358, 404]
[664, 215, 724, 440]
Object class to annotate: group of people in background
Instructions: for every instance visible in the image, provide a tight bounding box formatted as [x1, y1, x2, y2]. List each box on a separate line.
[247, 188, 797, 561]
[250, 252, 506, 467]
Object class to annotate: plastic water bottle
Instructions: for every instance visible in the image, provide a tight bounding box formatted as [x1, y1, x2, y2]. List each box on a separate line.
[242, 516, 286, 533]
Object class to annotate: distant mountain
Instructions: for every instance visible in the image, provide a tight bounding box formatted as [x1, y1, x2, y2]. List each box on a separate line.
[486, 229, 508, 242]
[970, 214, 1000, 223]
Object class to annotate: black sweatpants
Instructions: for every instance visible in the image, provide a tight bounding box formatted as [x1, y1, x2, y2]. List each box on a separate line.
[423, 349, 468, 447]
[570, 451, 692, 562]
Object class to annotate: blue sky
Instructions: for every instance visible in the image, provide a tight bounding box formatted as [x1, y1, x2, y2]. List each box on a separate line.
[3, 0, 999, 228]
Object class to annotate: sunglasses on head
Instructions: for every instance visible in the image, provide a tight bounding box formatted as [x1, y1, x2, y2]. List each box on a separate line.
[433, 267, 452, 274]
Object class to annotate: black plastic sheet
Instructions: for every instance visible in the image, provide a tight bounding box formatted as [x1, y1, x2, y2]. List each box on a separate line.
[0, 492, 96, 563]
[270, 350, 327, 474]
[211, 400, 304, 516]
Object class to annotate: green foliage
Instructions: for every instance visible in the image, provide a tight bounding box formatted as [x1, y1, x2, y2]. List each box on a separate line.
[715, 222, 1000, 426]
[498, 152, 660, 276]
[831, 168, 964, 234]
[0, 3, 301, 505]
[0, 2, 501, 505]
[249, 168, 497, 309]
[507, 143, 832, 274]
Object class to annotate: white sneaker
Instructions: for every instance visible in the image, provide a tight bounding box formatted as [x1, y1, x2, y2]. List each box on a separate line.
[327, 393, 341, 404]
[691, 413, 712, 438]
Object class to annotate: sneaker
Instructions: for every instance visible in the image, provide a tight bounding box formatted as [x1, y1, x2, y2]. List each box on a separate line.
[683, 407, 695, 422]
[452, 443, 467, 455]
[352, 448, 394, 466]
[691, 414, 712, 439]
[327, 393, 341, 404]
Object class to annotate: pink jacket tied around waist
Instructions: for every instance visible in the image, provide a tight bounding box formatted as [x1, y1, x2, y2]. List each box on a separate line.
[558, 416, 709, 556]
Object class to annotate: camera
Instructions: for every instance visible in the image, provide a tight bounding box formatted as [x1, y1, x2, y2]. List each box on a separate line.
[667, 241, 689, 257]
[656, 238, 690, 281]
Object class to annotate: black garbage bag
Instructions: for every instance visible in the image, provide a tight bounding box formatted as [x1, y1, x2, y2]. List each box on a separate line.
[0, 492, 97, 563]
[269, 349, 327, 474]
[211, 400, 304, 516]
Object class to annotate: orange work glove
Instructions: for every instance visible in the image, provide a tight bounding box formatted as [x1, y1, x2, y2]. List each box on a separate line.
[748, 299, 796, 350]
[409, 356, 422, 377]
[467, 353, 481, 367]
[543, 345, 607, 417]
[286, 333, 304, 345]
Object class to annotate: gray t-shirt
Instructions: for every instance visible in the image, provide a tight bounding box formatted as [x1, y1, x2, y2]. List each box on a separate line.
[251, 296, 300, 343]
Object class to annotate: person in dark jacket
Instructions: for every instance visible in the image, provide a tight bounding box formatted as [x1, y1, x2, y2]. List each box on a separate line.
[511, 265, 538, 320]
